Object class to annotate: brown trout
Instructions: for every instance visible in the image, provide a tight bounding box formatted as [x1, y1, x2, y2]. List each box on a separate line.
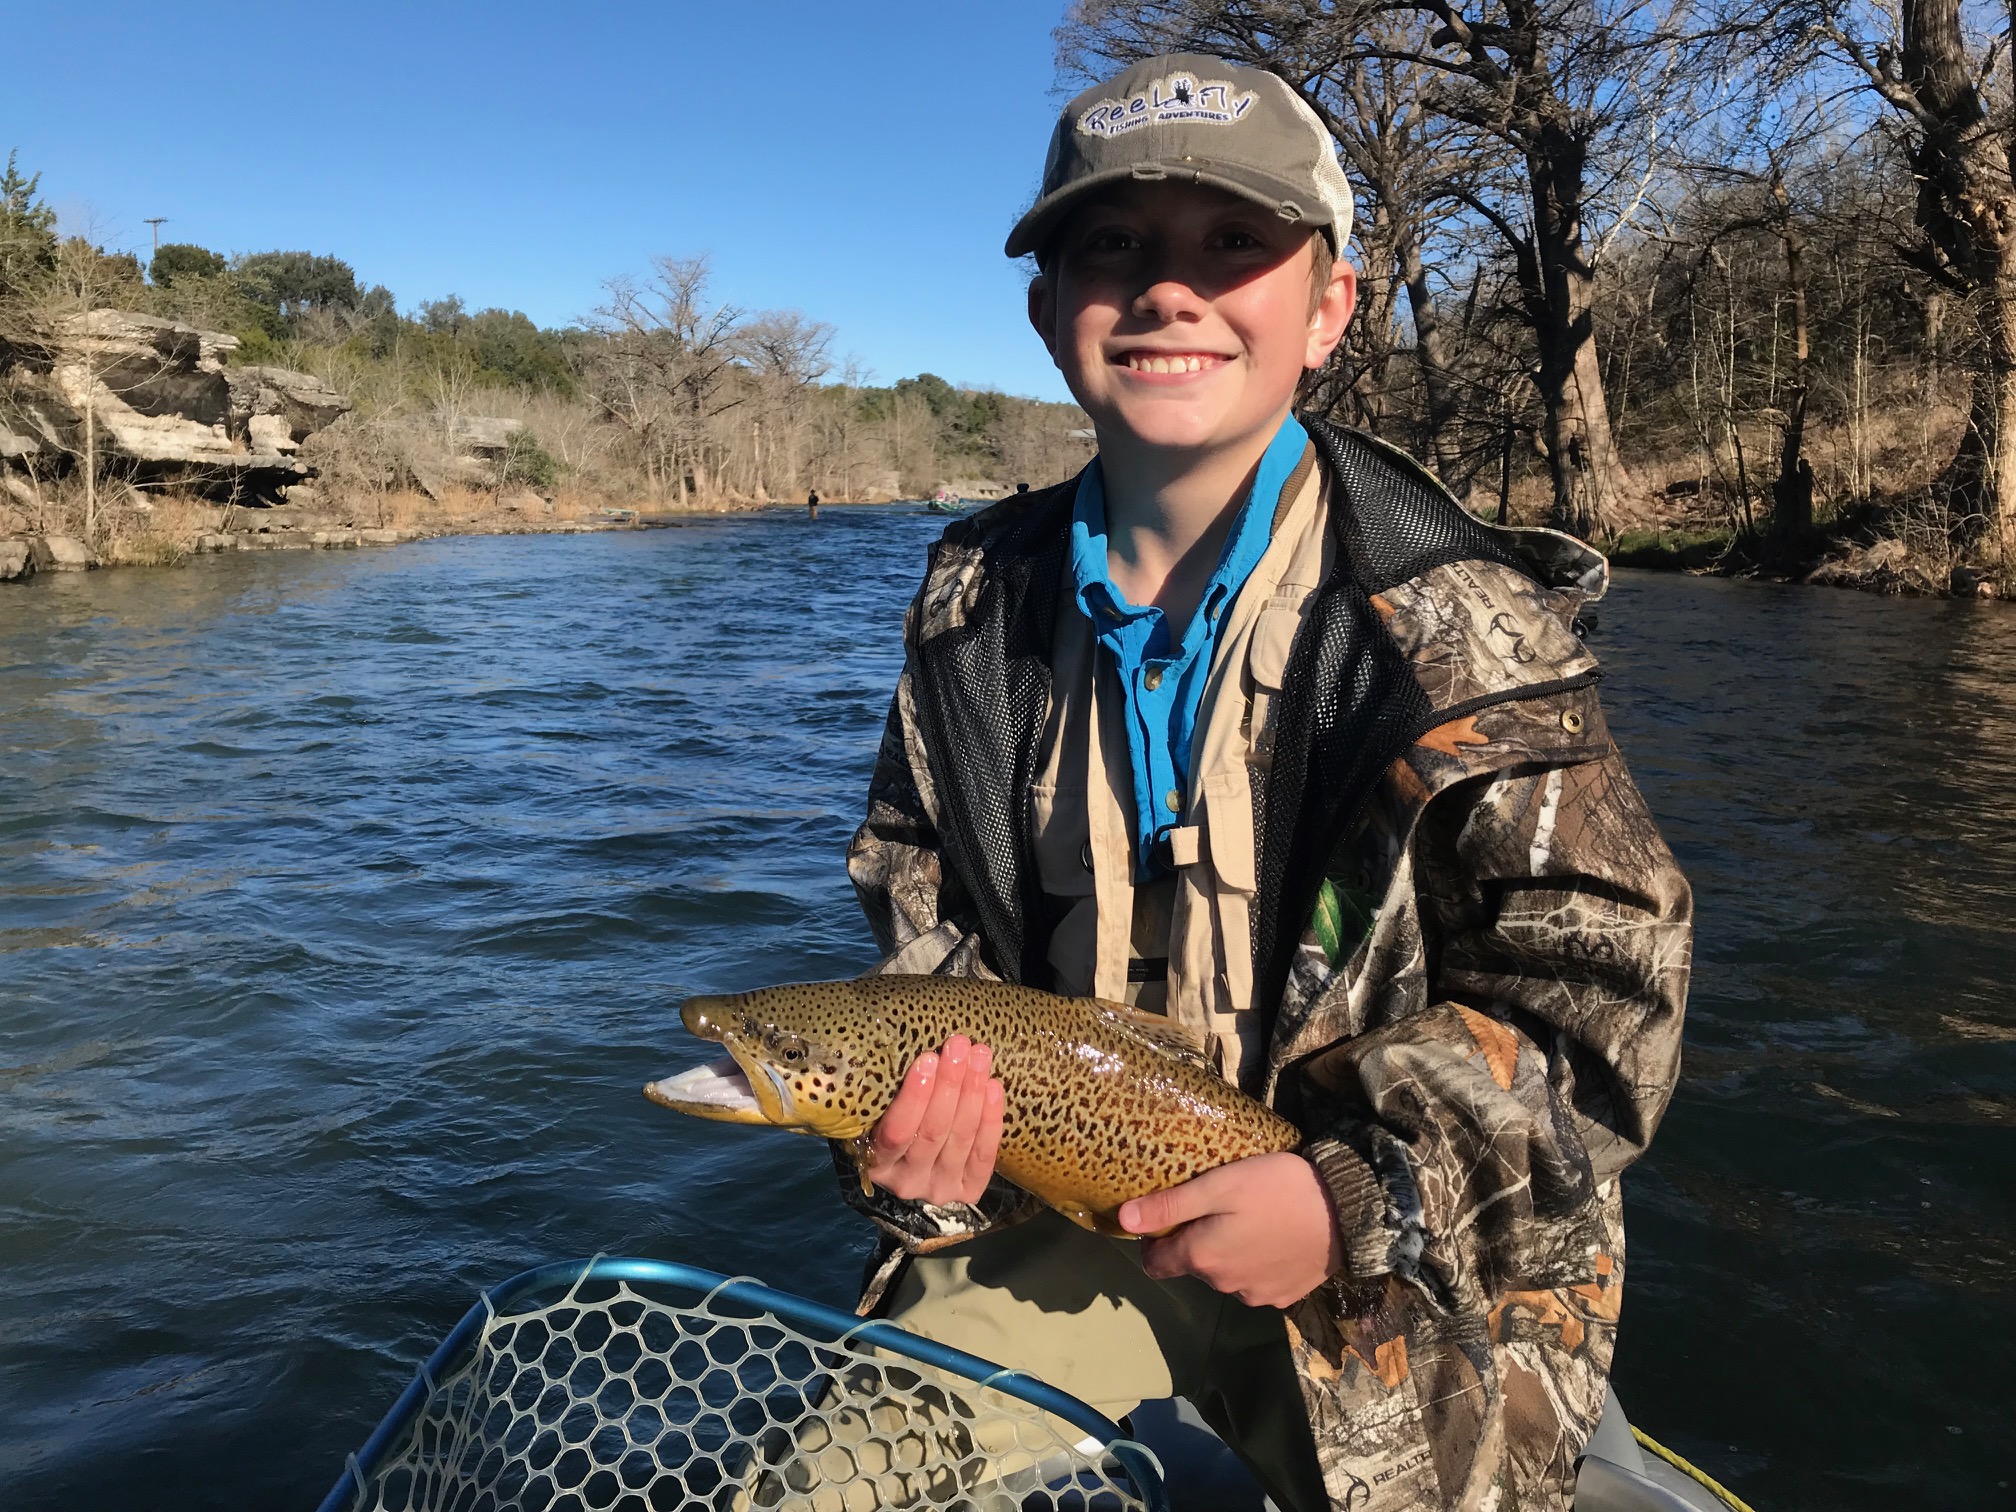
[644, 975, 1301, 1236]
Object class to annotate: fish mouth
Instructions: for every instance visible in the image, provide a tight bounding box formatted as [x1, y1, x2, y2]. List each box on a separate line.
[644, 1055, 773, 1124]
[648, 996, 802, 1127]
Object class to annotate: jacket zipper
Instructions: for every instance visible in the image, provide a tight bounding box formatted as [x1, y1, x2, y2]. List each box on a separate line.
[1410, 667, 1604, 736]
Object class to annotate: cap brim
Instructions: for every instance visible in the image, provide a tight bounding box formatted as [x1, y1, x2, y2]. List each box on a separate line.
[1005, 161, 1337, 260]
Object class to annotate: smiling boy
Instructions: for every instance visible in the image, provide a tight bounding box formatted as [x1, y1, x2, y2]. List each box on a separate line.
[842, 54, 1692, 1512]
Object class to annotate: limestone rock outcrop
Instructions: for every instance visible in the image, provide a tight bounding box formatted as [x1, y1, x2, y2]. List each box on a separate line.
[28, 535, 96, 571]
[403, 414, 528, 499]
[0, 310, 350, 499]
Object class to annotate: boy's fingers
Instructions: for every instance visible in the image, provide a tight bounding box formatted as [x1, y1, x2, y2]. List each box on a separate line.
[1138, 1232, 1187, 1281]
[1118, 1168, 1227, 1236]
[959, 1076, 1006, 1199]
[912, 1035, 972, 1149]
[1138, 1217, 1229, 1285]
[866, 1038, 997, 1202]
[938, 1052, 989, 1174]
[871, 1052, 938, 1156]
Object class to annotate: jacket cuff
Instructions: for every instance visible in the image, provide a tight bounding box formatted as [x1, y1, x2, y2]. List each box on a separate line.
[1304, 1137, 1396, 1279]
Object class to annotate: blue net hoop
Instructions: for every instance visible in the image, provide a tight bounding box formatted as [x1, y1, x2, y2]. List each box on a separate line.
[319, 1256, 1169, 1512]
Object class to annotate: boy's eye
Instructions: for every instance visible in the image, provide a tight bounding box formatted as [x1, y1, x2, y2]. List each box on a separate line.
[1080, 227, 1144, 255]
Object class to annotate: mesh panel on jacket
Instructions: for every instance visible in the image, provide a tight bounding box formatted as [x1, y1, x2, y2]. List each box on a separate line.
[1318, 422, 1527, 593]
[907, 488, 1073, 986]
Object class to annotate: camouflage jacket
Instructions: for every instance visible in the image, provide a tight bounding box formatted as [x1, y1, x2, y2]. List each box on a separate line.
[843, 421, 1693, 1511]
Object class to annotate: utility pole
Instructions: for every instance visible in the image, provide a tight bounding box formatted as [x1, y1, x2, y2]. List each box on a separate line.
[143, 218, 167, 255]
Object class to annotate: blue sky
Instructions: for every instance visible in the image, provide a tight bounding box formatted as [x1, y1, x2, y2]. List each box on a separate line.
[5, 1, 1088, 401]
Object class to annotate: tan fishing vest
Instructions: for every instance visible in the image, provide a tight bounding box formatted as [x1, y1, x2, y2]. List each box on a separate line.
[1030, 446, 1332, 1092]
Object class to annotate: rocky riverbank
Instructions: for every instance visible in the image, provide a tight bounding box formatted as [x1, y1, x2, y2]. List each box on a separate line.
[0, 491, 756, 582]
[0, 305, 783, 583]
[1608, 523, 2007, 599]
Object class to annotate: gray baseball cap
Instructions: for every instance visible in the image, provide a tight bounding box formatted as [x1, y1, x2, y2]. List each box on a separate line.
[1006, 53, 1355, 261]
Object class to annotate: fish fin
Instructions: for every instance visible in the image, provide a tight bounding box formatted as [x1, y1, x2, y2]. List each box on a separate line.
[1052, 1199, 1139, 1239]
[1053, 1199, 1103, 1232]
[1086, 1000, 1215, 1073]
[843, 1132, 877, 1196]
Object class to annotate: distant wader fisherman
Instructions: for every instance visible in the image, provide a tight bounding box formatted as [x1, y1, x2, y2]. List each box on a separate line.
[841, 52, 1692, 1512]
[807, 489, 820, 520]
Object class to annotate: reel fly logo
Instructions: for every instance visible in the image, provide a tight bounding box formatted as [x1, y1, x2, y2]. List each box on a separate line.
[1078, 73, 1258, 138]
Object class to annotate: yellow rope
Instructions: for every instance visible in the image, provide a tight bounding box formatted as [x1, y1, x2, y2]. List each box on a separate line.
[1630, 1425, 1759, 1512]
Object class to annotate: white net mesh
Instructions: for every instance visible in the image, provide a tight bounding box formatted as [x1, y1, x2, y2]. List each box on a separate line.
[346, 1267, 1160, 1512]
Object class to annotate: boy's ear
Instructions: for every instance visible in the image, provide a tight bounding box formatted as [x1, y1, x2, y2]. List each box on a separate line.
[1304, 259, 1357, 371]
[1028, 273, 1058, 362]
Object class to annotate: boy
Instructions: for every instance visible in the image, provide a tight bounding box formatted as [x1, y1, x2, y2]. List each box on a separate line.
[842, 53, 1691, 1512]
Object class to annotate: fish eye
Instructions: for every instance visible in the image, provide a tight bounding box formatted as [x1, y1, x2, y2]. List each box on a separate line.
[784, 1045, 804, 1062]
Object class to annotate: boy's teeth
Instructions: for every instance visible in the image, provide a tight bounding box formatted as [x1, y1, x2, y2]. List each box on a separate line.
[1127, 354, 1212, 373]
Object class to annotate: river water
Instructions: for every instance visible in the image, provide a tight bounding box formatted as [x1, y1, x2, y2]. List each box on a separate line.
[0, 511, 2009, 1511]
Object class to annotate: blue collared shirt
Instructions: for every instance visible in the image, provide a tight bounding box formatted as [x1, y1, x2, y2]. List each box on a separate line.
[1069, 414, 1308, 878]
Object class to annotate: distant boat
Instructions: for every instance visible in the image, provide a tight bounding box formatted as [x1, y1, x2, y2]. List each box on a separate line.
[924, 488, 968, 515]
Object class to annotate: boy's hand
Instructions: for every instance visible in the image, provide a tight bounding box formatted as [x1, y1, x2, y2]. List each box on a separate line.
[1118, 1153, 1343, 1309]
[864, 1035, 1005, 1206]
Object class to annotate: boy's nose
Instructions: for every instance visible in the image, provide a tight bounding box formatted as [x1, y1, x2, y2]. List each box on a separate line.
[1132, 275, 1206, 322]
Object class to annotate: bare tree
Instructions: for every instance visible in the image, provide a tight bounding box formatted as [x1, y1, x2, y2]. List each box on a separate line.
[737, 310, 836, 498]
[1367, 0, 1715, 538]
[12, 235, 159, 542]
[1663, 99, 1846, 542]
[1802, 0, 2016, 559]
[580, 255, 747, 503]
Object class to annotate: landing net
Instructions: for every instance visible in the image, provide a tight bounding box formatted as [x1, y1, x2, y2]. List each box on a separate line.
[321, 1257, 1167, 1512]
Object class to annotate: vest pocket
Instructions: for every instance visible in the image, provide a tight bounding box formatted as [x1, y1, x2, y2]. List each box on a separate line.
[1201, 769, 1256, 1015]
[1248, 603, 1303, 689]
[1029, 781, 1095, 898]
[1246, 602, 1305, 762]
[1202, 768, 1255, 894]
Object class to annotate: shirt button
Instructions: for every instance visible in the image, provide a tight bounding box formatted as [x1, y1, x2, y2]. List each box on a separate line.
[1165, 789, 1182, 813]
[1143, 667, 1163, 691]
